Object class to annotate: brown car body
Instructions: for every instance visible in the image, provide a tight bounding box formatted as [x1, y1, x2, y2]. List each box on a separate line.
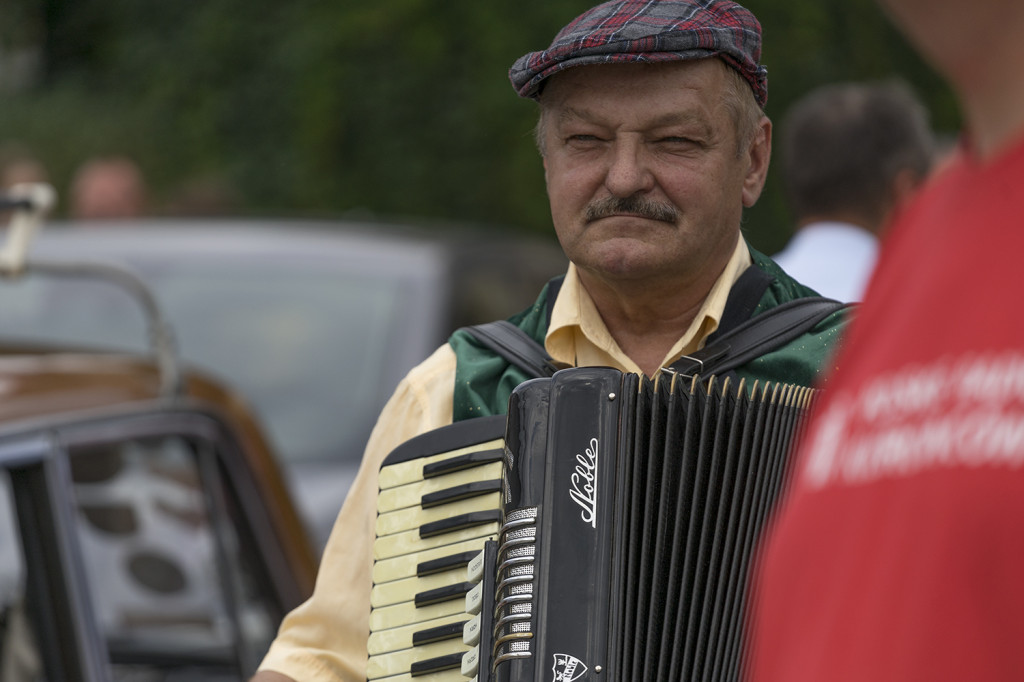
[0, 345, 318, 596]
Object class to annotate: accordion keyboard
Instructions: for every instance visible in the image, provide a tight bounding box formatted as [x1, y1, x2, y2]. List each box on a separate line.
[367, 416, 506, 682]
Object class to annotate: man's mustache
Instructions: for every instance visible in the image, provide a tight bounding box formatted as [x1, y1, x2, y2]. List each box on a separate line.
[584, 195, 678, 224]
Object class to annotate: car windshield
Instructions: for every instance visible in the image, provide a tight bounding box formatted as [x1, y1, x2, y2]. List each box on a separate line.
[0, 261, 415, 466]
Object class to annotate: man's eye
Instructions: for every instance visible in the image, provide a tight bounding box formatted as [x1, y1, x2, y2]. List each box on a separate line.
[656, 136, 703, 150]
[566, 134, 602, 143]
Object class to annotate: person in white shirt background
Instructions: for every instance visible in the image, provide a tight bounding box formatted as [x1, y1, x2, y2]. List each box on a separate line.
[771, 80, 935, 302]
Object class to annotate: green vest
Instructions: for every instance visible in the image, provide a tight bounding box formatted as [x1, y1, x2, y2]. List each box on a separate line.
[448, 247, 848, 422]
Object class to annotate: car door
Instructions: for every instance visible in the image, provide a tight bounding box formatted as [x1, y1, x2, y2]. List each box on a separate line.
[0, 404, 307, 682]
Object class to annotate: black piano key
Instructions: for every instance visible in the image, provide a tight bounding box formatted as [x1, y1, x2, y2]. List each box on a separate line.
[412, 620, 468, 646]
[421, 479, 502, 508]
[419, 510, 501, 539]
[415, 581, 475, 608]
[422, 448, 504, 479]
[410, 652, 464, 677]
[417, 550, 479, 577]
[383, 415, 505, 467]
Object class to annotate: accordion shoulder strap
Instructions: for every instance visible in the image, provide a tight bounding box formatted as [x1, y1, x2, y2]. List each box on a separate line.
[669, 296, 849, 377]
[710, 261, 775, 339]
[460, 275, 850, 380]
[460, 319, 560, 378]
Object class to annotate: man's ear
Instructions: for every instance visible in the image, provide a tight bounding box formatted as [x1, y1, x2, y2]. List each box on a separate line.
[741, 116, 772, 208]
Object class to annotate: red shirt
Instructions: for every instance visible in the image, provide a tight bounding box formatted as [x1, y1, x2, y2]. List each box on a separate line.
[748, 135, 1024, 681]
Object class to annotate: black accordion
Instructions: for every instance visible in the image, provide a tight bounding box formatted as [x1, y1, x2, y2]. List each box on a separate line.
[367, 366, 815, 682]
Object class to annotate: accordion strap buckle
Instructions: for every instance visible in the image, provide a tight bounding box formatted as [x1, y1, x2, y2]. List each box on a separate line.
[664, 355, 703, 379]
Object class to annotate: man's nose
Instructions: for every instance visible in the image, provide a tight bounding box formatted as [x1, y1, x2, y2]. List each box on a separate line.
[604, 140, 654, 198]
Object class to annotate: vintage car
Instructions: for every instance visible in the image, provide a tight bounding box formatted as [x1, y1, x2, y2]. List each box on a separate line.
[0, 185, 317, 681]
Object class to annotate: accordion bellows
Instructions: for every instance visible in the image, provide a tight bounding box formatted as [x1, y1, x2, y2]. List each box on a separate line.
[368, 367, 815, 682]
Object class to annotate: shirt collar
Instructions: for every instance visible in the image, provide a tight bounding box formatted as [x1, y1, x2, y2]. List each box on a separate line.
[545, 237, 752, 375]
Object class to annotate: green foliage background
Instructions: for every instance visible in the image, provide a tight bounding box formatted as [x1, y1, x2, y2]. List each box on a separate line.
[1, 0, 959, 253]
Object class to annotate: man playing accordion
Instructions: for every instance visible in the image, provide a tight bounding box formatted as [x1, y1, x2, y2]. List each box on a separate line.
[254, 2, 847, 681]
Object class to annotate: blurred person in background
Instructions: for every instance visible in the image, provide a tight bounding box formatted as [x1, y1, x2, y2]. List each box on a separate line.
[252, 1, 851, 680]
[69, 155, 148, 219]
[771, 80, 935, 302]
[748, 0, 1024, 680]
[0, 143, 49, 190]
[0, 144, 49, 225]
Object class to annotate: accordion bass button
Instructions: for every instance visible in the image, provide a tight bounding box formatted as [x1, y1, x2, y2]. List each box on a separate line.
[465, 582, 483, 615]
[467, 549, 486, 582]
[464, 614, 482, 646]
[461, 645, 480, 677]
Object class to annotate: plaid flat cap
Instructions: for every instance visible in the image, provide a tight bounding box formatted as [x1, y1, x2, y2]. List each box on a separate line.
[509, 0, 768, 107]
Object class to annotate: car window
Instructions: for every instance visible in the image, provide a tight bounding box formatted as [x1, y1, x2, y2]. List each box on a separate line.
[0, 417, 291, 681]
[157, 264, 410, 462]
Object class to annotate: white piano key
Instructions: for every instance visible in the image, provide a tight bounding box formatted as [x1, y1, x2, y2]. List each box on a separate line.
[377, 438, 503, 490]
[373, 539, 489, 585]
[368, 612, 468, 656]
[373, 521, 499, 561]
[376, 492, 502, 537]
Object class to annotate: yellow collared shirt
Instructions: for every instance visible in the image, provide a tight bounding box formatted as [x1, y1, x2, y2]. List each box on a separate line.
[547, 238, 751, 374]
